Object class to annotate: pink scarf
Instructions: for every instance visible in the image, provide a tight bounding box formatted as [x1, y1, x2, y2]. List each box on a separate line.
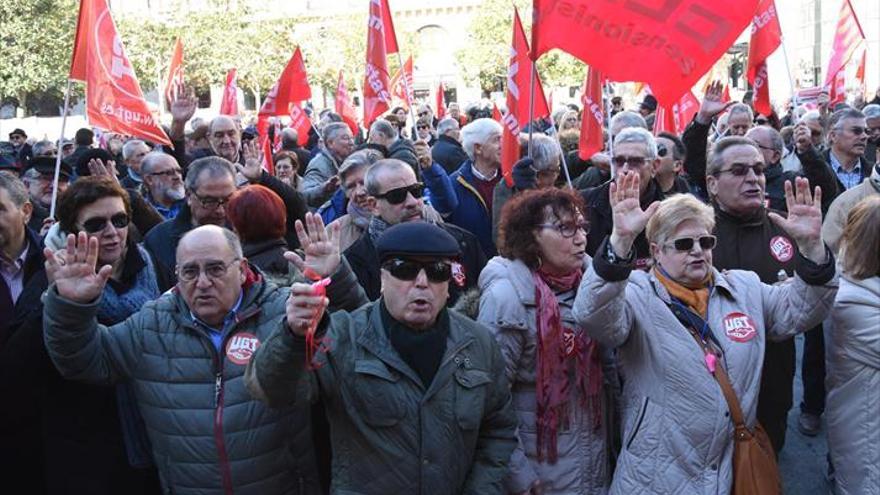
[533, 267, 603, 463]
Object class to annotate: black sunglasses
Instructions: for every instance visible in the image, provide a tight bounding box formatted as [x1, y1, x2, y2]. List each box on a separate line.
[382, 258, 452, 283]
[81, 212, 130, 234]
[666, 235, 717, 252]
[374, 183, 425, 205]
[716, 164, 765, 177]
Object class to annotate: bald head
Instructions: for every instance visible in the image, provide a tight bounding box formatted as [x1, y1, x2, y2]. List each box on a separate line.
[208, 116, 241, 162]
[177, 225, 243, 262]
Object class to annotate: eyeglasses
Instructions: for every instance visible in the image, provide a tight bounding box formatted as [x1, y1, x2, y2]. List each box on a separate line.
[657, 143, 668, 158]
[418, 112, 429, 117]
[381, 258, 452, 283]
[81, 212, 130, 234]
[538, 220, 589, 238]
[149, 168, 182, 177]
[176, 258, 240, 283]
[417, 125, 430, 130]
[191, 191, 232, 209]
[374, 182, 425, 205]
[755, 118, 769, 125]
[612, 156, 648, 168]
[665, 235, 717, 252]
[715, 164, 765, 177]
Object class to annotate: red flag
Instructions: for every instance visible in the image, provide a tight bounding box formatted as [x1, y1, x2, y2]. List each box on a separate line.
[532, 0, 759, 105]
[492, 103, 502, 123]
[219, 68, 239, 116]
[751, 61, 772, 116]
[289, 103, 312, 147]
[363, 0, 393, 127]
[257, 117, 274, 175]
[824, 0, 865, 87]
[578, 67, 604, 160]
[828, 70, 847, 106]
[389, 55, 414, 108]
[721, 85, 731, 103]
[653, 89, 699, 135]
[164, 37, 184, 110]
[855, 48, 866, 97]
[259, 47, 311, 118]
[335, 70, 359, 135]
[379, 0, 399, 55]
[746, 0, 781, 116]
[511, 8, 550, 125]
[436, 82, 446, 120]
[68, 0, 170, 145]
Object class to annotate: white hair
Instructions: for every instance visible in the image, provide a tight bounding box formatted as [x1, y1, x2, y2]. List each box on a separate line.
[613, 127, 657, 159]
[122, 139, 146, 161]
[461, 118, 502, 161]
[610, 111, 647, 137]
[530, 134, 561, 171]
[863, 104, 880, 120]
[436, 117, 460, 136]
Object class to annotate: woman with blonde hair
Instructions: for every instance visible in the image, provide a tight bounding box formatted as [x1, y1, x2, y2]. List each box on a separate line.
[826, 195, 880, 495]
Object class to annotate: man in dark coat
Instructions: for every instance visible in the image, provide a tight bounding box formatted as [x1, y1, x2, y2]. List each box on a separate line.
[432, 117, 469, 174]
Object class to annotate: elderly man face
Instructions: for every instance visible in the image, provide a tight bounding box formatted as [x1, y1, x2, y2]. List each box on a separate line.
[867, 116, 880, 145]
[0, 186, 32, 258]
[613, 141, 656, 195]
[727, 112, 753, 137]
[175, 226, 247, 327]
[187, 169, 237, 226]
[448, 103, 461, 120]
[373, 165, 424, 225]
[208, 117, 241, 162]
[22, 170, 68, 209]
[125, 142, 151, 174]
[473, 129, 502, 169]
[326, 128, 355, 161]
[707, 144, 766, 216]
[830, 117, 868, 159]
[342, 166, 373, 212]
[746, 127, 782, 166]
[380, 255, 451, 330]
[144, 154, 185, 206]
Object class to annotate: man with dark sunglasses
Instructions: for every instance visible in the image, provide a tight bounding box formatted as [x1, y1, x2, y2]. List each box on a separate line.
[344, 159, 486, 303]
[247, 221, 517, 495]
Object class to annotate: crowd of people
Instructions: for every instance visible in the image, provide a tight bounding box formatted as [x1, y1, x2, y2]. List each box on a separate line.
[0, 83, 878, 495]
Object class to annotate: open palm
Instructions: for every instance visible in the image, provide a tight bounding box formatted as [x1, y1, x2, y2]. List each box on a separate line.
[768, 178, 823, 251]
[44, 232, 112, 303]
[285, 212, 341, 280]
[610, 172, 659, 240]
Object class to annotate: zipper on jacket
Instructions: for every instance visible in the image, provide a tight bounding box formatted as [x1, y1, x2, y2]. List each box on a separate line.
[212, 356, 234, 495]
[626, 397, 650, 450]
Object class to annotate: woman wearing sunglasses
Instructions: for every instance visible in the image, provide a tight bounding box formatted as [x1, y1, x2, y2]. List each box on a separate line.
[572, 173, 837, 494]
[477, 188, 611, 494]
[3, 176, 169, 494]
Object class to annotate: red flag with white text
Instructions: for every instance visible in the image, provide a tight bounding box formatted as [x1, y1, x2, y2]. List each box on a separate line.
[289, 103, 312, 147]
[68, 0, 170, 145]
[578, 67, 604, 160]
[824, 0, 865, 88]
[336, 70, 360, 135]
[746, 0, 781, 116]
[828, 70, 847, 106]
[531, 0, 759, 105]
[511, 8, 550, 125]
[164, 37, 184, 110]
[220, 68, 239, 116]
[390, 55, 414, 108]
[363, 0, 393, 127]
[436, 82, 446, 120]
[492, 102, 502, 123]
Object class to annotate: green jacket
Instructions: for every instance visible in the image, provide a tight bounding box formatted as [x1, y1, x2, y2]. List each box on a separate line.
[246, 301, 518, 495]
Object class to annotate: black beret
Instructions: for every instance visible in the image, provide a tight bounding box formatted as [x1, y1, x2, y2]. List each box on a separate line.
[73, 148, 115, 176]
[376, 222, 461, 262]
[24, 156, 72, 178]
[640, 94, 658, 111]
[9, 128, 26, 138]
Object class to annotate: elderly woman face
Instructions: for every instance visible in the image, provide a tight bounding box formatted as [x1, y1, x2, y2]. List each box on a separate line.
[75, 196, 129, 268]
[652, 218, 714, 286]
[274, 158, 295, 180]
[534, 206, 588, 275]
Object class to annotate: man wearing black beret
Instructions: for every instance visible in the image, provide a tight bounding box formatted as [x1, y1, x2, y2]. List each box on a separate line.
[20, 156, 72, 233]
[247, 220, 517, 495]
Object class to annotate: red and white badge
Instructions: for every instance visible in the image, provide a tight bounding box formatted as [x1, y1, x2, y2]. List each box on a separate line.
[451, 262, 466, 287]
[769, 236, 794, 263]
[225, 332, 261, 365]
[723, 313, 758, 343]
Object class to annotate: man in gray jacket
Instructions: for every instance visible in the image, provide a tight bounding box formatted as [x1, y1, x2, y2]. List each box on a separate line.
[247, 221, 518, 494]
[42, 222, 365, 495]
[302, 122, 355, 207]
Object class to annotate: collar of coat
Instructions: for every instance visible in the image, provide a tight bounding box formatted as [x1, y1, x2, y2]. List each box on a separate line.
[647, 267, 737, 306]
[480, 256, 592, 307]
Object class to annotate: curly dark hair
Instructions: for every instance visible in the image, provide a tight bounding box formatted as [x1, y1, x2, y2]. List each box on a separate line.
[57, 176, 131, 234]
[498, 188, 587, 269]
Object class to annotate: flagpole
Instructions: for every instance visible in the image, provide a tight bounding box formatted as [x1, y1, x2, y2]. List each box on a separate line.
[779, 38, 799, 109]
[604, 80, 613, 155]
[527, 63, 536, 158]
[547, 123, 573, 189]
[50, 79, 73, 219]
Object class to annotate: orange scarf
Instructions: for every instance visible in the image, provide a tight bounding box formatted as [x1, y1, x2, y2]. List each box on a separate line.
[654, 267, 713, 318]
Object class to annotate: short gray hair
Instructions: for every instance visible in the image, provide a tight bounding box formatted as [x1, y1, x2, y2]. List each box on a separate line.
[728, 103, 754, 121]
[185, 156, 236, 191]
[461, 118, 502, 161]
[338, 150, 379, 182]
[0, 172, 29, 207]
[829, 107, 865, 130]
[32, 140, 56, 157]
[530, 134, 561, 172]
[646, 193, 715, 246]
[436, 117, 459, 136]
[122, 139, 146, 161]
[746, 126, 784, 153]
[799, 109, 822, 125]
[610, 111, 647, 137]
[322, 122, 350, 143]
[707, 136, 759, 176]
[614, 127, 657, 159]
[863, 104, 880, 120]
[369, 119, 397, 140]
[364, 159, 413, 196]
[140, 151, 176, 175]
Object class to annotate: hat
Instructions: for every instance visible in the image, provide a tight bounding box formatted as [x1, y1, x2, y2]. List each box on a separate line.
[639, 94, 658, 112]
[73, 148, 115, 177]
[8, 128, 27, 139]
[24, 156, 72, 179]
[376, 222, 461, 263]
[242, 125, 258, 139]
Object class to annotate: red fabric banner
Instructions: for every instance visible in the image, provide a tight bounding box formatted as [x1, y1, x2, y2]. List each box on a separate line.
[219, 68, 239, 116]
[363, 0, 393, 127]
[389, 55, 414, 108]
[336, 70, 360, 135]
[289, 103, 312, 147]
[259, 47, 311, 118]
[492, 102, 502, 123]
[379, 0, 399, 55]
[578, 67, 604, 160]
[68, 0, 170, 145]
[531, 0, 759, 105]
[721, 85, 731, 103]
[855, 48, 866, 96]
[164, 37, 184, 110]
[512, 8, 550, 125]
[746, 0, 781, 81]
[653, 89, 699, 135]
[828, 70, 847, 106]
[436, 81, 446, 119]
[824, 0, 865, 87]
[751, 61, 772, 116]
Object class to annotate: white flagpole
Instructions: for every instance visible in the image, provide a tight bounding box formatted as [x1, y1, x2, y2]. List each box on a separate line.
[395, 53, 419, 139]
[547, 123, 573, 189]
[779, 38, 799, 109]
[49, 79, 74, 219]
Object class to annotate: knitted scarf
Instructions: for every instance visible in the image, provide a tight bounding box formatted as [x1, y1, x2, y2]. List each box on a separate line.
[368, 215, 392, 245]
[96, 245, 161, 324]
[653, 266, 714, 319]
[348, 200, 373, 230]
[533, 266, 603, 463]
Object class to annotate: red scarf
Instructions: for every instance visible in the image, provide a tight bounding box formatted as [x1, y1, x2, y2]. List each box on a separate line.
[533, 267, 603, 463]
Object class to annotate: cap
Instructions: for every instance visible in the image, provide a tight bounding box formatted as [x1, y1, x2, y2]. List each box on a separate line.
[640, 94, 658, 112]
[24, 156, 72, 178]
[9, 128, 27, 139]
[376, 222, 461, 263]
[72, 148, 115, 176]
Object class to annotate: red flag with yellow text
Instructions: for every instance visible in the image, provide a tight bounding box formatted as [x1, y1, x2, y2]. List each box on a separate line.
[578, 67, 604, 160]
[68, 0, 170, 145]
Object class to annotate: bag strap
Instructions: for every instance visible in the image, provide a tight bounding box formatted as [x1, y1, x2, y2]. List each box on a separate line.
[668, 304, 748, 429]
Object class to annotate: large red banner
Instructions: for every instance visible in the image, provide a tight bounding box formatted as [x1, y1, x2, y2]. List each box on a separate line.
[363, 0, 393, 127]
[578, 67, 604, 160]
[746, 0, 781, 116]
[531, 0, 759, 105]
[69, 0, 170, 145]
[824, 0, 865, 87]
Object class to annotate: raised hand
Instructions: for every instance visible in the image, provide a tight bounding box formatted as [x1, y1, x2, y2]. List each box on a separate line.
[768, 177, 826, 264]
[169, 85, 197, 125]
[609, 172, 659, 257]
[696, 80, 735, 125]
[285, 282, 329, 337]
[284, 212, 341, 279]
[413, 139, 432, 170]
[44, 232, 112, 303]
[237, 139, 263, 183]
[87, 158, 121, 186]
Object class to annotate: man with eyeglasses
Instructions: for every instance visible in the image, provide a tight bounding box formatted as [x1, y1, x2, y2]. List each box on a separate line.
[8, 128, 31, 166]
[580, 127, 667, 268]
[345, 159, 485, 303]
[825, 108, 871, 193]
[41, 220, 366, 494]
[140, 151, 185, 220]
[246, 221, 517, 495]
[706, 136, 829, 454]
[654, 132, 691, 195]
[19, 156, 72, 233]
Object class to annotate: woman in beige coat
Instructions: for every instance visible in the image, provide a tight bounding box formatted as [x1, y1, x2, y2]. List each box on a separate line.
[574, 174, 837, 494]
[826, 195, 880, 495]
